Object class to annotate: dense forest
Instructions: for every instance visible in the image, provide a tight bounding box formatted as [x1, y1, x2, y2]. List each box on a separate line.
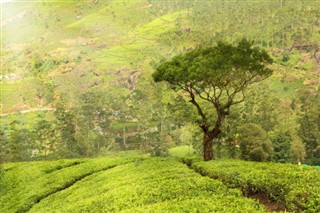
[0, 0, 319, 165]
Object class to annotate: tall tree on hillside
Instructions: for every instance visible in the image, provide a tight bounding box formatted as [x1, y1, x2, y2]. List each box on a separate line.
[8, 128, 34, 162]
[241, 85, 279, 132]
[290, 135, 306, 165]
[130, 77, 175, 153]
[297, 87, 320, 165]
[271, 131, 292, 163]
[54, 102, 78, 157]
[0, 129, 8, 163]
[153, 39, 273, 161]
[33, 120, 56, 158]
[76, 90, 111, 156]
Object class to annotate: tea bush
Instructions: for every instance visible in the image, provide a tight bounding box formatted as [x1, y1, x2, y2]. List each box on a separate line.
[28, 158, 266, 212]
[0, 157, 135, 212]
[190, 159, 320, 212]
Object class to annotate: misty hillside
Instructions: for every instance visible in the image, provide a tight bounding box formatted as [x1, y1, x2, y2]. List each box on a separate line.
[0, 0, 319, 164]
[1, 0, 319, 112]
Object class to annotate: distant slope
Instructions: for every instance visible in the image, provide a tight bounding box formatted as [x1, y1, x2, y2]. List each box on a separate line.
[1, 0, 319, 114]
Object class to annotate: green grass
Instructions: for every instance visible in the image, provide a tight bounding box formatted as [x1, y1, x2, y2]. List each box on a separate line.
[0, 82, 22, 113]
[67, 1, 142, 29]
[90, 9, 187, 71]
[0, 78, 52, 113]
[136, 10, 188, 38]
[106, 150, 149, 158]
[169, 145, 196, 158]
[267, 76, 304, 99]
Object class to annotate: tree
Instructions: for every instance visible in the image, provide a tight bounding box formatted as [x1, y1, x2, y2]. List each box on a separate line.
[271, 131, 292, 163]
[290, 135, 306, 164]
[0, 129, 8, 163]
[238, 123, 273, 162]
[54, 101, 78, 158]
[222, 108, 242, 159]
[153, 39, 273, 160]
[33, 120, 56, 158]
[8, 128, 34, 162]
[130, 76, 175, 152]
[241, 85, 279, 132]
[76, 90, 111, 156]
[297, 87, 320, 165]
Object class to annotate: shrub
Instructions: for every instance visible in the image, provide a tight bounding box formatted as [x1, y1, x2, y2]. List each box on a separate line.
[238, 123, 273, 162]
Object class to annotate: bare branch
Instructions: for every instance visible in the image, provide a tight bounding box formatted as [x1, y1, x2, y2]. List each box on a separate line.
[185, 85, 208, 127]
[212, 85, 223, 102]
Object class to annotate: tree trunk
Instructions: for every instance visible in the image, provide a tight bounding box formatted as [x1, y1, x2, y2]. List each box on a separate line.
[203, 133, 214, 161]
[203, 111, 225, 161]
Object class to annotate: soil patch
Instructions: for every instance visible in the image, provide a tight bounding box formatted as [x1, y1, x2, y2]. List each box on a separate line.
[248, 192, 287, 212]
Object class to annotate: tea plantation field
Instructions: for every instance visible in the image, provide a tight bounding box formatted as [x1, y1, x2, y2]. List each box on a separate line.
[1, 157, 319, 212]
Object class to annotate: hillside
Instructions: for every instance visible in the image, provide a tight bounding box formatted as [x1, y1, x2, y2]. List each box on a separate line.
[1, 0, 319, 113]
[0, 0, 319, 163]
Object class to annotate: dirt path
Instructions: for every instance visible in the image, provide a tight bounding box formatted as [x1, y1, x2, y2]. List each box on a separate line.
[0, 108, 56, 117]
[248, 193, 286, 212]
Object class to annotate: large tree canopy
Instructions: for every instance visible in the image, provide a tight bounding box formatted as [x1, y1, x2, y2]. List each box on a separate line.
[153, 39, 273, 161]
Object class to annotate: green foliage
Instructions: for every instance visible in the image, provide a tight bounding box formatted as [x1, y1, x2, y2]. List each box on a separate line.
[0, 157, 134, 213]
[5, 119, 35, 162]
[238, 123, 273, 162]
[0, 129, 9, 163]
[150, 144, 169, 157]
[75, 90, 112, 157]
[271, 131, 292, 163]
[290, 135, 306, 164]
[190, 159, 320, 212]
[33, 119, 56, 158]
[153, 39, 273, 86]
[153, 39, 273, 161]
[15, 158, 265, 213]
[0, 0, 318, 183]
[53, 102, 78, 157]
[297, 87, 320, 165]
[169, 145, 196, 158]
[241, 85, 279, 132]
[2, 157, 320, 212]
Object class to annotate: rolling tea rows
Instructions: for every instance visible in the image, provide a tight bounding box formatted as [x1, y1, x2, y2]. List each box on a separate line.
[1, 158, 267, 213]
[0, 158, 134, 212]
[189, 159, 320, 212]
[2, 157, 319, 212]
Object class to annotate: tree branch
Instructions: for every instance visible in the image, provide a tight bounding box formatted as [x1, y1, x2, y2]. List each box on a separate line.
[185, 84, 208, 131]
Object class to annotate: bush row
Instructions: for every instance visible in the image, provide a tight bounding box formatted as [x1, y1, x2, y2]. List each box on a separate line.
[189, 159, 320, 212]
[29, 158, 267, 212]
[0, 157, 135, 212]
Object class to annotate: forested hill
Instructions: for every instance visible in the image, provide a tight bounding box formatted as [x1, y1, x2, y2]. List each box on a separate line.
[1, 0, 319, 163]
[1, 0, 319, 112]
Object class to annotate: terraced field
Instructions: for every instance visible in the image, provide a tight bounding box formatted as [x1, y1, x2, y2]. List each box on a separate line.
[2, 0, 319, 115]
[1, 157, 319, 212]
